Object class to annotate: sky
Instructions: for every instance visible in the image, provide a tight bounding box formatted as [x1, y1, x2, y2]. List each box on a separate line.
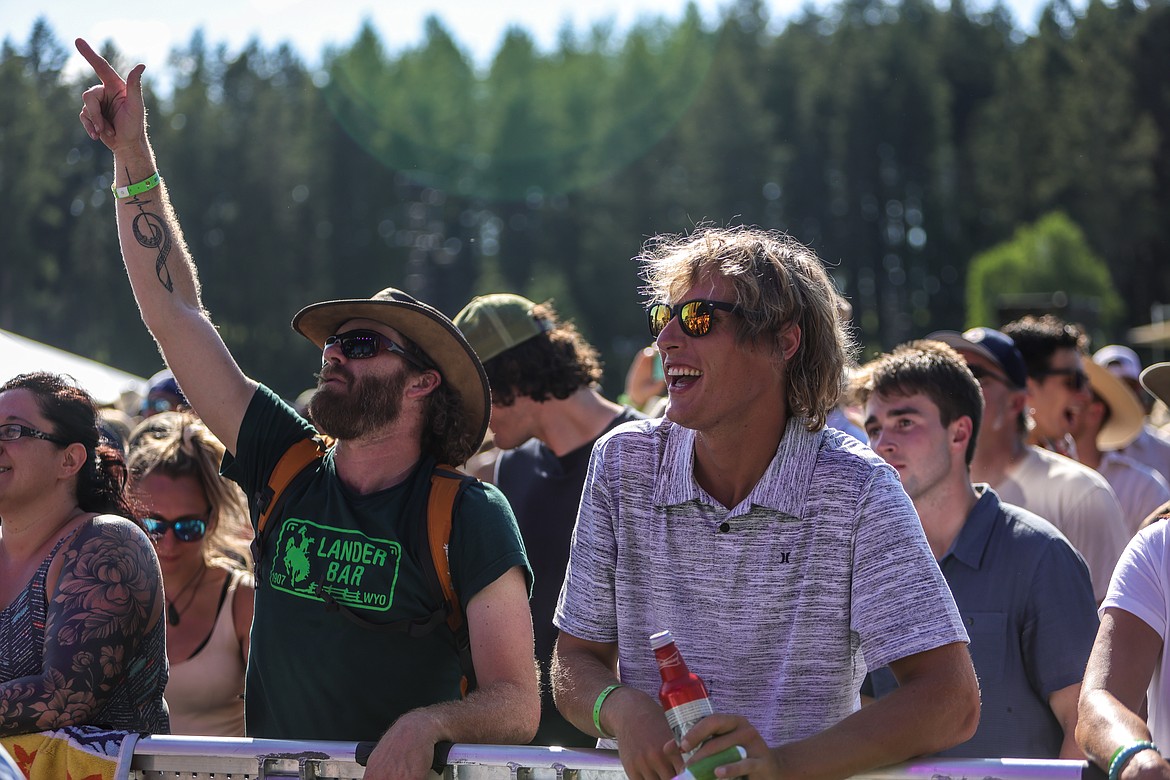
[3, 0, 1062, 91]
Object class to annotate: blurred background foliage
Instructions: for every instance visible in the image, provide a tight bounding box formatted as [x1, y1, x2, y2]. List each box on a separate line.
[2, 0, 1168, 401]
[966, 211, 1122, 331]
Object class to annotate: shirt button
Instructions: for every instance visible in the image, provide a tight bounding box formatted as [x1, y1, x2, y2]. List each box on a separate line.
[719, 522, 731, 533]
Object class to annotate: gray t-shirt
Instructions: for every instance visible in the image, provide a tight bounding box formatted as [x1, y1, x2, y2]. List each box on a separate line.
[555, 416, 968, 746]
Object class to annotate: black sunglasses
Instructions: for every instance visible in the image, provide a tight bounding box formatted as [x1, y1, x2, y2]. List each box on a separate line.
[648, 300, 741, 339]
[0, 423, 68, 445]
[324, 330, 433, 370]
[142, 516, 208, 543]
[1036, 367, 1088, 392]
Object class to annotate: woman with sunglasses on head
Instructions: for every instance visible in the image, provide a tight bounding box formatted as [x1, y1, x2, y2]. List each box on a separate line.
[127, 412, 254, 736]
[0, 372, 168, 736]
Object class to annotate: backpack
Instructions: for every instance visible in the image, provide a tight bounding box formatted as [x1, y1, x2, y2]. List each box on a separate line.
[251, 436, 477, 696]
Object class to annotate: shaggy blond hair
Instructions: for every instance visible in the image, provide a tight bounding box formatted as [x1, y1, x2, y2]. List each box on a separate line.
[640, 225, 855, 431]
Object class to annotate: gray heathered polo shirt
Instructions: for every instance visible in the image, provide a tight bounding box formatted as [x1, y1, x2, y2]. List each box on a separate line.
[554, 415, 968, 747]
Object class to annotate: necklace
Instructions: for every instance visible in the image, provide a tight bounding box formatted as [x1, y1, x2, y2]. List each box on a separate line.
[166, 565, 208, 627]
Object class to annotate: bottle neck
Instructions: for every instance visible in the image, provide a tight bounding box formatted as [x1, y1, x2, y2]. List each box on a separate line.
[654, 642, 690, 682]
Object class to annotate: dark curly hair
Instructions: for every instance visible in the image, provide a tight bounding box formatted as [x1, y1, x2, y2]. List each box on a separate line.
[1002, 314, 1087, 378]
[482, 302, 603, 407]
[1, 371, 136, 518]
[420, 376, 479, 465]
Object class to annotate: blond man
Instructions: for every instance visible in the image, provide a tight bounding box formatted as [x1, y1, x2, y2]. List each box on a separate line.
[551, 227, 979, 780]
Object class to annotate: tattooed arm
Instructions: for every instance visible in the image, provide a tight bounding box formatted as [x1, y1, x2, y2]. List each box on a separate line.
[75, 39, 254, 454]
[0, 518, 164, 736]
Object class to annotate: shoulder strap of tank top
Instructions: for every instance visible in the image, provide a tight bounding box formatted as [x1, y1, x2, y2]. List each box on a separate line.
[36, 524, 85, 597]
[185, 569, 235, 661]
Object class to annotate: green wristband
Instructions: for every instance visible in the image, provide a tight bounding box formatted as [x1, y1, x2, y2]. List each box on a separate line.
[1109, 740, 1159, 780]
[112, 172, 160, 199]
[592, 683, 623, 738]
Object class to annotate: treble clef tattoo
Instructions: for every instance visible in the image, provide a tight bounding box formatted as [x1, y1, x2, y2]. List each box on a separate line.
[129, 199, 174, 292]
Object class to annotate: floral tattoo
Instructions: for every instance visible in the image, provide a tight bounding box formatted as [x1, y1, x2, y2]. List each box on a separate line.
[0, 520, 163, 735]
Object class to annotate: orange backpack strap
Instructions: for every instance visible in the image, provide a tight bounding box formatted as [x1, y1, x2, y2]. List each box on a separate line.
[428, 464, 477, 695]
[256, 436, 326, 538]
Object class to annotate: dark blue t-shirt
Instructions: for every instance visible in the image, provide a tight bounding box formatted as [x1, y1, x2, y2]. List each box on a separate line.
[496, 406, 643, 746]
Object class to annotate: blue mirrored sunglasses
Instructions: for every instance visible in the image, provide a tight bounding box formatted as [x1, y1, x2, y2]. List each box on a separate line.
[142, 516, 208, 542]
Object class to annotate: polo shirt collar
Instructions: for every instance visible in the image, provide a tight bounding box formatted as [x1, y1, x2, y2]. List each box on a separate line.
[654, 416, 822, 518]
[943, 484, 999, 570]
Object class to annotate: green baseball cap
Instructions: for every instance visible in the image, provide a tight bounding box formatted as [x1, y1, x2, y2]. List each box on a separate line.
[454, 294, 552, 363]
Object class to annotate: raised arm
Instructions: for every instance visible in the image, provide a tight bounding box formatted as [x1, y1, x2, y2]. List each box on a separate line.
[0, 518, 163, 736]
[75, 39, 255, 453]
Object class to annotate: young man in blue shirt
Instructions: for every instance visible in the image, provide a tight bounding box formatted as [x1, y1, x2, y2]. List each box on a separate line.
[859, 339, 1099, 758]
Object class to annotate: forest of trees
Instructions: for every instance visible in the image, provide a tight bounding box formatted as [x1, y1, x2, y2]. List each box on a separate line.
[2, 0, 1168, 401]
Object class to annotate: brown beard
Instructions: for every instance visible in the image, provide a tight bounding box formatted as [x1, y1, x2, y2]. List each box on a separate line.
[308, 363, 411, 440]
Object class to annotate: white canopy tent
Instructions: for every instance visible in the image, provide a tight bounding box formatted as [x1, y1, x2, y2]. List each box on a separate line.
[0, 328, 147, 406]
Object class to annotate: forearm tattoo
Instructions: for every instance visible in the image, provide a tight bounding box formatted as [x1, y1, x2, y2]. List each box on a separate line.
[0, 521, 162, 735]
[122, 167, 174, 292]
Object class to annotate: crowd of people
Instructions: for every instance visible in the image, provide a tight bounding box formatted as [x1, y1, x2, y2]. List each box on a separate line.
[2, 34, 1170, 780]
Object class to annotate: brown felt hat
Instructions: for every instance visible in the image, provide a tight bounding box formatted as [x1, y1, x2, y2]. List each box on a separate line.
[292, 287, 490, 451]
[1142, 363, 1170, 409]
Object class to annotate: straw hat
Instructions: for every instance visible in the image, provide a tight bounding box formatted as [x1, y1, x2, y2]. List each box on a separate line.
[292, 288, 490, 453]
[1083, 358, 1144, 451]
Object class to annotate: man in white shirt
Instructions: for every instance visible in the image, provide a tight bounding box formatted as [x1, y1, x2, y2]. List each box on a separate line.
[1071, 360, 1170, 535]
[1094, 345, 1170, 484]
[1078, 520, 1170, 774]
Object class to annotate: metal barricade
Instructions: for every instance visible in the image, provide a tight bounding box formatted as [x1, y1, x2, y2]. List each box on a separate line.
[128, 738, 1099, 780]
[129, 736, 366, 779]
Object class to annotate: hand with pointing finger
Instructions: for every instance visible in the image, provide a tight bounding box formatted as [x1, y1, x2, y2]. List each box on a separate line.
[75, 38, 147, 153]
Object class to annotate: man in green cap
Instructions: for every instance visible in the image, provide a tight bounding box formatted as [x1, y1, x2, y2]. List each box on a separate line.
[456, 293, 643, 746]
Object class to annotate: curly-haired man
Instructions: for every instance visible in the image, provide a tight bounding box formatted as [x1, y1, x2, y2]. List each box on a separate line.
[456, 294, 644, 747]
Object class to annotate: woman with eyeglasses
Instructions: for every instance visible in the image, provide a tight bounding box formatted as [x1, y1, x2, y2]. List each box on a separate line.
[127, 411, 254, 736]
[0, 372, 169, 736]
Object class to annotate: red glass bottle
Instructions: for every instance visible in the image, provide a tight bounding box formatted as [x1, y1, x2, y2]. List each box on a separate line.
[651, 629, 714, 760]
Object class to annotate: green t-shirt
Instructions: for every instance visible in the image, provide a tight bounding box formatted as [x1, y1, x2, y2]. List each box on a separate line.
[222, 385, 531, 741]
